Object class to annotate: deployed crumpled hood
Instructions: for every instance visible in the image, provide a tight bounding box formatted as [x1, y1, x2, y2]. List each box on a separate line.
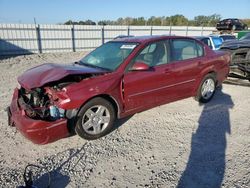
[18, 63, 108, 89]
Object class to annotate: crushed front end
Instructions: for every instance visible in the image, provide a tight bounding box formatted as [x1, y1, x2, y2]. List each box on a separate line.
[229, 48, 250, 81]
[8, 86, 70, 144]
[7, 62, 110, 144]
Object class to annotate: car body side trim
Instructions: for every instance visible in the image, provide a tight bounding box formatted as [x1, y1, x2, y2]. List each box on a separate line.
[128, 79, 196, 98]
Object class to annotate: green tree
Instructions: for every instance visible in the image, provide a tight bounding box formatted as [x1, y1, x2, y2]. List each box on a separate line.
[131, 17, 146, 25]
[64, 14, 225, 26]
[242, 19, 250, 27]
[147, 16, 162, 26]
[84, 20, 96, 25]
[64, 19, 96, 25]
[209, 14, 221, 26]
[78, 21, 86, 25]
[193, 14, 221, 26]
[64, 20, 74, 25]
[170, 15, 189, 26]
[116, 17, 124, 25]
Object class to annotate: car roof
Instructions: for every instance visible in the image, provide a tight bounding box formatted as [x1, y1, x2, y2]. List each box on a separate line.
[222, 18, 238, 21]
[112, 35, 195, 44]
[193, 36, 208, 40]
[210, 34, 235, 37]
[194, 35, 221, 39]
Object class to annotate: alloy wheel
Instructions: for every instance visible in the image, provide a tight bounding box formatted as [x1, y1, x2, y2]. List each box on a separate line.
[81, 105, 110, 135]
[201, 78, 215, 100]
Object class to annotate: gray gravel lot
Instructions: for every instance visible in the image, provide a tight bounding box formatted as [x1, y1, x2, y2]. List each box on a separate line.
[0, 52, 249, 187]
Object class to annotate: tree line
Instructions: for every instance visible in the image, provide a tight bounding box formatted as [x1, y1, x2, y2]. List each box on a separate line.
[64, 14, 227, 27]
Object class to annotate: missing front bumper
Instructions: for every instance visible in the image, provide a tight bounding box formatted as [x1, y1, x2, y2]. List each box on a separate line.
[8, 88, 70, 144]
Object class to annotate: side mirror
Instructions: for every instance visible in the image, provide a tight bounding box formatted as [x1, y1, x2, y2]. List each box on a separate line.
[130, 62, 150, 71]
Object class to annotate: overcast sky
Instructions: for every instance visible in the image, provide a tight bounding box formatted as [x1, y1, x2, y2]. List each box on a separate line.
[0, 0, 249, 24]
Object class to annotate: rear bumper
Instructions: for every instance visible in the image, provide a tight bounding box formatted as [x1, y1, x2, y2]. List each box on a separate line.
[8, 88, 70, 145]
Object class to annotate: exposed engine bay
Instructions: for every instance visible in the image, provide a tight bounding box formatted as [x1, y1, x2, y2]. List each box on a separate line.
[18, 74, 98, 121]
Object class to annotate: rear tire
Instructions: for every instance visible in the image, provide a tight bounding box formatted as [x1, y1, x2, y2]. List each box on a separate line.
[196, 74, 216, 103]
[75, 97, 115, 140]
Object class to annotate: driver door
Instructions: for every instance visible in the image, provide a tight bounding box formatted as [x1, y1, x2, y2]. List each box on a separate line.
[123, 40, 176, 113]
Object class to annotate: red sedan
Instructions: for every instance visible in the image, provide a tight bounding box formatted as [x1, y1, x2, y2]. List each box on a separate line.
[8, 36, 230, 144]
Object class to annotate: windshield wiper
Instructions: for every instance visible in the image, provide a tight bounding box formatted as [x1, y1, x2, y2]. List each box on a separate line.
[75, 61, 112, 71]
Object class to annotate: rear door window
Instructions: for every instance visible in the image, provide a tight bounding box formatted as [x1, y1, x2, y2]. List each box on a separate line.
[171, 39, 203, 61]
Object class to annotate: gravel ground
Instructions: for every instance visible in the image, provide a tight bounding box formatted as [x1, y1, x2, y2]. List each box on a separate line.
[0, 52, 249, 188]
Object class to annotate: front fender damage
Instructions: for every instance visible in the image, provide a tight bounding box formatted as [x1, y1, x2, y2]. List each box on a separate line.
[18, 73, 103, 121]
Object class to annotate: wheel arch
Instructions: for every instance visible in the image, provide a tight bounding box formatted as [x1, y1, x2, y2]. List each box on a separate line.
[194, 73, 217, 103]
[66, 94, 120, 134]
[207, 71, 217, 81]
[202, 71, 218, 86]
[192, 70, 217, 97]
[78, 94, 120, 118]
[94, 94, 120, 118]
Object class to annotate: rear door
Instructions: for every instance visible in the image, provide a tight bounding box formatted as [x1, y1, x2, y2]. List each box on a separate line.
[168, 38, 205, 98]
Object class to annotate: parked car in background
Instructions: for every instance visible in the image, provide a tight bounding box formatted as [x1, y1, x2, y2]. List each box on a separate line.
[220, 33, 250, 81]
[194, 36, 223, 50]
[216, 18, 248, 31]
[220, 33, 250, 49]
[237, 31, 250, 39]
[8, 35, 231, 144]
[217, 34, 236, 41]
[238, 32, 250, 40]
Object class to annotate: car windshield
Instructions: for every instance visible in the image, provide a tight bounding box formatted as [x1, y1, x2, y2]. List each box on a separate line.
[79, 42, 138, 71]
[212, 37, 223, 49]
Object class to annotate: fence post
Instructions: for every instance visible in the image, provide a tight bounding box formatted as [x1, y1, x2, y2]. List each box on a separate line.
[127, 26, 130, 36]
[150, 26, 153, 35]
[186, 26, 189, 36]
[35, 24, 42, 53]
[101, 27, 105, 44]
[201, 26, 204, 36]
[169, 25, 172, 35]
[71, 25, 76, 52]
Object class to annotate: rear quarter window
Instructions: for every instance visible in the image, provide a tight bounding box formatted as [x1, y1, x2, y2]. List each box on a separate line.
[197, 43, 203, 56]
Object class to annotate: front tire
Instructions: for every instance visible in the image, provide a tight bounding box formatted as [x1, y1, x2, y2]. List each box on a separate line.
[196, 74, 216, 103]
[75, 97, 115, 140]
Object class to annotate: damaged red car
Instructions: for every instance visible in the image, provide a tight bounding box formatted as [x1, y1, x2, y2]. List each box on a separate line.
[8, 36, 230, 144]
